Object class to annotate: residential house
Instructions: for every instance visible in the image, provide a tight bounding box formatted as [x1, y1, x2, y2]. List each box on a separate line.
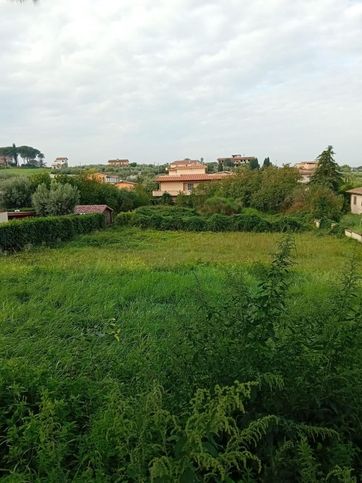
[346, 187, 362, 215]
[87, 172, 121, 184]
[167, 159, 206, 175]
[115, 180, 136, 191]
[153, 159, 231, 197]
[294, 161, 318, 183]
[74, 204, 114, 225]
[217, 154, 257, 168]
[52, 157, 69, 169]
[108, 159, 129, 167]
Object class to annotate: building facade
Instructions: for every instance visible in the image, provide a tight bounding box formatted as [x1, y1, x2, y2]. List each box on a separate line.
[52, 157, 68, 169]
[217, 154, 257, 168]
[153, 159, 230, 197]
[347, 188, 362, 214]
[294, 161, 318, 183]
[108, 159, 129, 167]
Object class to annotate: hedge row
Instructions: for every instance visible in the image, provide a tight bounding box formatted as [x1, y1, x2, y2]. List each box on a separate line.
[0, 214, 105, 251]
[116, 210, 307, 233]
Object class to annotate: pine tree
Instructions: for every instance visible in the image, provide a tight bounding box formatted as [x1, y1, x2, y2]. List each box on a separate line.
[262, 157, 271, 169]
[310, 146, 342, 193]
[249, 158, 260, 170]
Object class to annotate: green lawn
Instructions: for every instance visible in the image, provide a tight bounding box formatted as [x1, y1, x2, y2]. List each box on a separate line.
[0, 227, 361, 480]
[0, 167, 50, 179]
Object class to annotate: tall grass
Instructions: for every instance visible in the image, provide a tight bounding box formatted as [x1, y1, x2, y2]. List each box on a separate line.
[0, 227, 360, 481]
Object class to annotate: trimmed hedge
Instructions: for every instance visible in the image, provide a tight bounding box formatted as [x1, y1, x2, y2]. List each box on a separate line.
[0, 214, 105, 251]
[116, 209, 307, 233]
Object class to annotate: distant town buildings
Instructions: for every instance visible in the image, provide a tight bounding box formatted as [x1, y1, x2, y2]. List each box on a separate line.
[217, 154, 257, 168]
[86, 172, 136, 190]
[294, 161, 318, 183]
[153, 159, 231, 197]
[108, 159, 129, 167]
[52, 157, 69, 170]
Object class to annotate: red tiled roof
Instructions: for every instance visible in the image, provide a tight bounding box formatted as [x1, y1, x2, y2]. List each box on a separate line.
[155, 173, 231, 182]
[346, 187, 362, 195]
[74, 204, 113, 214]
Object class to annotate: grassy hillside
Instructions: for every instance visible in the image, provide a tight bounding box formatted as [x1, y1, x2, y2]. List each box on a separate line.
[0, 167, 50, 179]
[0, 227, 361, 480]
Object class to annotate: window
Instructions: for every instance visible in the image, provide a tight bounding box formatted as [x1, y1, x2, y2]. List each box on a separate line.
[187, 183, 194, 191]
[354, 196, 357, 205]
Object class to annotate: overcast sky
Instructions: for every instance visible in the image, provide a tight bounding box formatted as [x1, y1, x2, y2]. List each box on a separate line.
[1, 0, 362, 166]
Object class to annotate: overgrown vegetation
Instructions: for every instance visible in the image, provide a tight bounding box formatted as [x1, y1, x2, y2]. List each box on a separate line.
[0, 172, 148, 213]
[0, 227, 361, 481]
[117, 205, 307, 233]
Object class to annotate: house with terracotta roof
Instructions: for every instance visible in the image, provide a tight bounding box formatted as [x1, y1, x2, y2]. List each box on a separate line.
[346, 187, 362, 214]
[153, 159, 231, 197]
[167, 159, 206, 175]
[294, 161, 318, 183]
[74, 204, 114, 225]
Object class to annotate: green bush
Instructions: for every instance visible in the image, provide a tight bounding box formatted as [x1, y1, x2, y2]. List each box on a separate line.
[0, 214, 105, 251]
[115, 207, 308, 233]
[207, 213, 234, 231]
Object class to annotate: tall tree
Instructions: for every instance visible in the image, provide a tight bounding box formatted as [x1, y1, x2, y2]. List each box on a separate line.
[310, 145, 342, 193]
[249, 158, 260, 170]
[9, 143, 18, 166]
[262, 157, 271, 169]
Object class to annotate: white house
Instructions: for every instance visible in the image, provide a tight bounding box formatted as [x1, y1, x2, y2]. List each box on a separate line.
[52, 157, 69, 169]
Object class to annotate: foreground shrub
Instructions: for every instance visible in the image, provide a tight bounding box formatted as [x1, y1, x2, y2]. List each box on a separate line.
[200, 196, 240, 215]
[0, 214, 105, 251]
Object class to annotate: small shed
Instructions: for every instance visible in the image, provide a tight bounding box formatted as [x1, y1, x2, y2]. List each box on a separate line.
[74, 204, 114, 225]
[346, 188, 362, 215]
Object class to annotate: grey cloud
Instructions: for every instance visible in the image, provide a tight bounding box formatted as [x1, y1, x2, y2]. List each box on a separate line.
[0, 0, 361, 165]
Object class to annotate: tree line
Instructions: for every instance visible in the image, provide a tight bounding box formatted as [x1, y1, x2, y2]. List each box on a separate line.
[0, 144, 45, 167]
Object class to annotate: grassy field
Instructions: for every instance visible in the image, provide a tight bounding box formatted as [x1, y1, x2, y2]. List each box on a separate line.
[0, 226, 361, 480]
[0, 167, 50, 179]
[1, 227, 360, 365]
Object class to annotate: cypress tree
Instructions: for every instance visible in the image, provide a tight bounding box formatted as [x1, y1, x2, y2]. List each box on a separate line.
[310, 145, 342, 193]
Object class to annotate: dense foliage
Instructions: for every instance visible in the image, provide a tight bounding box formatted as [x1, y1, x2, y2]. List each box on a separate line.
[0, 177, 32, 208]
[55, 174, 149, 212]
[0, 213, 104, 251]
[0, 144, 44, 167]
[116, 206, 307, 233]
[194, 165, 301, 213]
[0, 172, 148, 212]
[32, 182, 80, 216]
[0, 230, 360, 481]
